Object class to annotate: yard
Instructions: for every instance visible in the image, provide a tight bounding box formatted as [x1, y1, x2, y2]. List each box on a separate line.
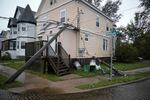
[0, 59, 150, 79]
[0, 74, 22, 89]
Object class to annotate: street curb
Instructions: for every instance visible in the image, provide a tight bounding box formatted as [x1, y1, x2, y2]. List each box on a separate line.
[70, 77, 150, 94]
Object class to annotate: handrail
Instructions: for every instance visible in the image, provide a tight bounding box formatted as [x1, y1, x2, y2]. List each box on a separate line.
[58, 42, 70, 68]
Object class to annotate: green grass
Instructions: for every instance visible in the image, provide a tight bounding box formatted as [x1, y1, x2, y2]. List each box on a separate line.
[113, 60, 150, 71]
[0, 74, 22, 89]
[0, 59, 24, 69]
[73, 69, 103, 77]
[76, 71, 150, 90]
[27, 70, 63, 82]
[0, 59, 62, 82]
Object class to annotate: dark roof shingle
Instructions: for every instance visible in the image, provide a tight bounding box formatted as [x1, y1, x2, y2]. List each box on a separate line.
[17, 5, 36, 25]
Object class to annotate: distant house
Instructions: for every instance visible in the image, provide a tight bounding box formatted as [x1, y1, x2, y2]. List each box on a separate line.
[1, 5, 36, 59]
[36, 0, 114, 59]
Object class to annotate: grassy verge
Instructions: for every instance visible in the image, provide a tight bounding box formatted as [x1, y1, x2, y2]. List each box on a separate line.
[73, 69, 102, 77]
[113, 60, 150, 71]
[0, 59, 62, 82]
[0, 59, 24, 69]
[0, 74, 22, 89]
[76, 71, 150, 90]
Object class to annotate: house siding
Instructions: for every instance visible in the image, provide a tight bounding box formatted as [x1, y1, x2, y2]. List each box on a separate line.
[36, 0, 113, 58]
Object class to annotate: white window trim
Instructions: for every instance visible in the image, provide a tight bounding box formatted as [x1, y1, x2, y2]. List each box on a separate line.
[60, 9, 67, 23]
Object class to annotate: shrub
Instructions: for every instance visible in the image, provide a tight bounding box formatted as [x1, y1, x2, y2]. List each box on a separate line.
[0, 52, 11, 60]
[115, 43, 138, 63]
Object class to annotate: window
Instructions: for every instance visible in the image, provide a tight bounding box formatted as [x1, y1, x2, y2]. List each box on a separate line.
[50, 0, 56, 5]
[14, 31, 17, 34]
[60, 9, 66, 23]
[103, 39, 108, 51]
[18, 25, 20, 31]
[22, 27, 26, 31]
[21, 41, 26, 49]
[106, 26, 109, 31]
[85, 34, 89, 41]
[79, 48, 85, 57]
[17, 41, 19, 49]
[9, 41, 16, 50]
[96, 16, 99, 27]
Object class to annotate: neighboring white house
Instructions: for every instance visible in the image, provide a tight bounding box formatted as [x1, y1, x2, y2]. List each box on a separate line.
[2, 5, 36, 59]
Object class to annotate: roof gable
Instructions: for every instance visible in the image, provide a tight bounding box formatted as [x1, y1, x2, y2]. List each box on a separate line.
[17, 5, 36, 25]
[14, 6, 24, 19]
[7, 18, 17, 28]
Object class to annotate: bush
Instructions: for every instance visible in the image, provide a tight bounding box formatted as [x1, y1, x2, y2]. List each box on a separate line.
[115, 43, 138, 63]
[0, 52, 11, 60]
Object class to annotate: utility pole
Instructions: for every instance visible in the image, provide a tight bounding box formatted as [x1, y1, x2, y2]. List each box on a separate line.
[110, 35, 113, 80]
[76, 7, 80, 57]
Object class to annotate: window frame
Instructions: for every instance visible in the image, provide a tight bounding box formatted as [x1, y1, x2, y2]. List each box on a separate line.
[85, 34, 89, 41]
[96, 15, 100, 27]
[21, 41, 26, 49]
[60, 9, 66, 23]
[103, 39, 108, 51]
[22, 27, 26, 31]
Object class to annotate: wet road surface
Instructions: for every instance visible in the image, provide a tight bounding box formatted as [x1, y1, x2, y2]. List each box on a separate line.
[0, 79, 150, 100]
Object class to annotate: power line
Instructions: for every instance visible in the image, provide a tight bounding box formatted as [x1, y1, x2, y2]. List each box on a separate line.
[0, 16, 10, 20]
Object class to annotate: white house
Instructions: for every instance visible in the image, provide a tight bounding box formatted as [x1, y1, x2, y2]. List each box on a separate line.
[2, 5, 36, 59]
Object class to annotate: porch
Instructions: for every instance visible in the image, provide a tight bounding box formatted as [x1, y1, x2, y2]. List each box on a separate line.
[25, 41, 71, 76]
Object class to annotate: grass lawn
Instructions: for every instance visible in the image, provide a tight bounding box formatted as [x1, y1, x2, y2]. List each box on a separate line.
[0, 59, 62, 82]
[73, 69, 103, 77]
[0, 59, 25, 69]
[113, 60, 150, 71]
[76, 71, 150, 90]
[0, 74, 22, 89]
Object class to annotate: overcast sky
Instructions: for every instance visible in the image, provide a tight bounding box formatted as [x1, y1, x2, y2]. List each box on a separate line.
[0, 0, 141, 32]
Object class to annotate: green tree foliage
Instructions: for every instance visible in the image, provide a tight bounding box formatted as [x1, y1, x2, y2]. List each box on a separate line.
[102, 0, 122, 22]
[86, 0, 122, 22]
[135, 0, 150, 32]
[115, 43, 138, 63]
[134, 32, 150, 59]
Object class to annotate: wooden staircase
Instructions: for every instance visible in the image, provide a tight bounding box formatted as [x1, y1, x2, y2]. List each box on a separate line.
[48, 57, 70, 76]
[47, 42, 70, 76]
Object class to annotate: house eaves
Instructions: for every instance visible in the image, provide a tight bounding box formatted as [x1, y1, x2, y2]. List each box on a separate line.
[79, 0, 114, 22]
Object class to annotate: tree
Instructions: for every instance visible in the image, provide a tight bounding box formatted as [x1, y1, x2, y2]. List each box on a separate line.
[86, 0, 122, 22]
[102, 0, 122, 22]
[134, 0, 150, 32]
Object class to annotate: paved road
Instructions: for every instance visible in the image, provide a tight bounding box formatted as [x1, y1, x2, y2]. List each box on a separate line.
[0, 79, 150, 100]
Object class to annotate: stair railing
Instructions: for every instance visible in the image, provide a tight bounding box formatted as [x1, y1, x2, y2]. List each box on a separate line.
[58, 42, 70, 68]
